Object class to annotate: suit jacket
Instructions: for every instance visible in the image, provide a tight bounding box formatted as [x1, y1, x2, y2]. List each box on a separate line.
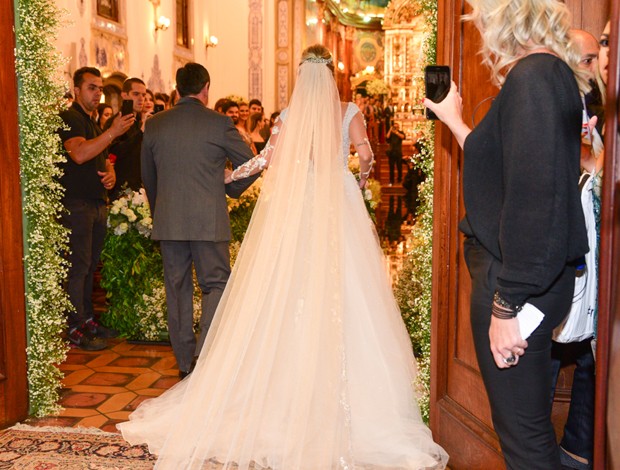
[142, 96, 258, 241]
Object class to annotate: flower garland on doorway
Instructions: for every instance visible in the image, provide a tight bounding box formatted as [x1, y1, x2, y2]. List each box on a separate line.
[394, 0, 437, 423]
[15, 0, 70, 416]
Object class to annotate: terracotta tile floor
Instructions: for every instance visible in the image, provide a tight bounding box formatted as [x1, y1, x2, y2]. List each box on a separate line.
[26, 338, 180, 433]
[26, 275, 182, 433]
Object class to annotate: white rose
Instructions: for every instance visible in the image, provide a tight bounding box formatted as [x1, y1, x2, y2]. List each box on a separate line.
[114, 222, 129, 236]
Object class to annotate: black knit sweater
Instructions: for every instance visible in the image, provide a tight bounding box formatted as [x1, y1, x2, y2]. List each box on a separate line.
[461, 53, 589, 306]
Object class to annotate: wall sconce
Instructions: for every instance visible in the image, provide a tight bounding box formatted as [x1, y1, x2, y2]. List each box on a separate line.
[155, 15, 171, 32]
[205, 35, 219, 48]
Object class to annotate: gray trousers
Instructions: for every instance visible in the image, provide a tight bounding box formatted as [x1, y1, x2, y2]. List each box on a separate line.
[160, 240, 230, 373]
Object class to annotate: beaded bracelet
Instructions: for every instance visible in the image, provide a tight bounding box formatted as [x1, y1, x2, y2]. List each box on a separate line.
[492, 291, 522, 319]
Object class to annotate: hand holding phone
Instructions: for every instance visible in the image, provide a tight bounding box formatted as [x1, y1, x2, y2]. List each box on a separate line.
[121, 99, 134, 116]
[424, 65, 451, 120]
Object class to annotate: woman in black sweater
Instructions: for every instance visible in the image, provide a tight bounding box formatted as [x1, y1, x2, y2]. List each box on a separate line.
[425, 0, 589, 468]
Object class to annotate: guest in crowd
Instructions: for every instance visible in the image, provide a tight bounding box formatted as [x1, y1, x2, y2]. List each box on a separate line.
[384, 98, 395, 132]
[222, 99, 256, 153]
[96, 103, 113, 130]
[58, 67, 134, 350]
[424, 0, 589, 468]
[249, 98, 263, 115]
[238, 101, 251, 131]
[402, 160, 425, 221]
[107, 77, 148, 201]
[247, 112, 266, 154]
[170, 89, 179, 107]
[144, 89, 155, 115]
[138, 62, 258, 379]
[550, 25, 607, 470]
[213, 97, 228, 114]
[155, 92, 170, 109]
[385, 121, 406, 185]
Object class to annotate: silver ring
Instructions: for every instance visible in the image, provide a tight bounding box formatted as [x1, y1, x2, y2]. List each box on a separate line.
[502, 354, 516, 365]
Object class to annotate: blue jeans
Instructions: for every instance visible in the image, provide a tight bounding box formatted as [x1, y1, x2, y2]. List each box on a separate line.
[62, 198, 107, 331]
[550, 339, 595, 463]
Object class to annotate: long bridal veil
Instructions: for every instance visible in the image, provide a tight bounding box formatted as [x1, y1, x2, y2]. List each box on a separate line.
[119, 61, 448, 469]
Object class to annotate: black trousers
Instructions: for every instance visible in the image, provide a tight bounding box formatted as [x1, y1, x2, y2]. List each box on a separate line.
[62, 198, 107, 331]
[463, 236, 575, 470]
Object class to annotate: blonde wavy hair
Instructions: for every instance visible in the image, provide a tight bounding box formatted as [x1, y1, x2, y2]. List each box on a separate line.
[300, 44, 335, 73]
[465, 0, 589, 92]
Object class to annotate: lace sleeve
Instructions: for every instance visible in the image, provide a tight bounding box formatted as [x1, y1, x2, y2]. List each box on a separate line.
[229, 117, 282, 182]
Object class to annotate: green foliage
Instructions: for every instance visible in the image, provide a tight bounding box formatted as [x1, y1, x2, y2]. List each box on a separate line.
[100, 230, 163, 339]
[16, 0, 71, 417]
[394, 0, 438, 423]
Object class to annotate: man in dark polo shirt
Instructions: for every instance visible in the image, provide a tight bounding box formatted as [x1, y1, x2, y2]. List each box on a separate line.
[59, 66, 134, 350]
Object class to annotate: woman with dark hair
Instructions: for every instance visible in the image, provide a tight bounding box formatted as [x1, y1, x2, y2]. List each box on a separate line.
[247, 112, 266, 154]
[96, 103, 113, 130]
[119, 44, 447, 469]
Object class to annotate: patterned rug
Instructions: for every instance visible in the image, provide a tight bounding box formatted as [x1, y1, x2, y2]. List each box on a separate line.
[0, 424, 156, 469]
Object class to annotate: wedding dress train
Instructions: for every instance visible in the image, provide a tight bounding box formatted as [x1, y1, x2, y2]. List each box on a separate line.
[119, 62, 448, 470]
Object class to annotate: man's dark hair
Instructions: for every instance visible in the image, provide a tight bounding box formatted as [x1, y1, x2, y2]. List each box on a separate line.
[220, 100, 239, 114]
[249, 98, 262, 108]
[122, 77, 146, 93]
[73, 67, 101, 88]
[176, 63, 210, 97]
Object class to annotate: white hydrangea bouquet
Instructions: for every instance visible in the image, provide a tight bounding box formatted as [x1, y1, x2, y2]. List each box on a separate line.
[107, 187, 153, 237]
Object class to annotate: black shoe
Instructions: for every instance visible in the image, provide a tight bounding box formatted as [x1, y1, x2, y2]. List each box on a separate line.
[84, 318, 119, 339]
[179, 357, 198, 379]
[67, 328, 108, 351]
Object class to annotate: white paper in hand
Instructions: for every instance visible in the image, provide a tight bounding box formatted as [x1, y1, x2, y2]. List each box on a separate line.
[518, 303, 545, 340]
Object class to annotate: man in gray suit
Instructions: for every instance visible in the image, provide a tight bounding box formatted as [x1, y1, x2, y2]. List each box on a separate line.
[141, 63, 258, 378]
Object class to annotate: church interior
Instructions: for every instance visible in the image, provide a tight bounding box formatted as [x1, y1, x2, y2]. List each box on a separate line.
[0, 0, 619, 469]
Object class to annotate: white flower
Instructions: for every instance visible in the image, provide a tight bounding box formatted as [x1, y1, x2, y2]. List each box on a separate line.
[114, 222, 129, 236]
[364, 189, 372, 200]
[125, 209, 137, 222]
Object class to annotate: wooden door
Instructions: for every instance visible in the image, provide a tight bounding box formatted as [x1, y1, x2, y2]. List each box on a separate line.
[0, 0, 29, 426]
[430, 1, 610, 468]
[596, 2, 619, 469]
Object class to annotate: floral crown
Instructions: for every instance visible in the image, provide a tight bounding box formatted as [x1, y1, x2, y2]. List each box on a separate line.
[302, 56, 333, 65]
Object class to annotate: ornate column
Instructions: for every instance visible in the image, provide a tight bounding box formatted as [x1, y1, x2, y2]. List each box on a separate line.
[249, 0, 263, 101]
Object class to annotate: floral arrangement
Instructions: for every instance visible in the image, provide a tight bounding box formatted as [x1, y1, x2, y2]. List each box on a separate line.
[394, 0, 438, 423]
[366, 78, 390, 97]
[16, 0, 71, 416]
[225, 94, 248, 105]
[228, 176, 263, 243]
[348, 153, 382, 222]
[100, 188, 164, 340]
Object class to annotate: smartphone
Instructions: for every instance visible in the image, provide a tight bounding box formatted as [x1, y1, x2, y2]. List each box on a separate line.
[154, 103, 165, 114]
[121, 99, 134, 116]
[424, 65, 451, 120]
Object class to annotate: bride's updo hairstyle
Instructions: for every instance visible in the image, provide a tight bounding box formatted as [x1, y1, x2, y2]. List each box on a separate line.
[300, 44, 335, 73]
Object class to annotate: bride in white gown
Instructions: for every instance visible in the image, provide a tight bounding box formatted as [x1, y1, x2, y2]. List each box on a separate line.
[118, 44, 448, 470]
